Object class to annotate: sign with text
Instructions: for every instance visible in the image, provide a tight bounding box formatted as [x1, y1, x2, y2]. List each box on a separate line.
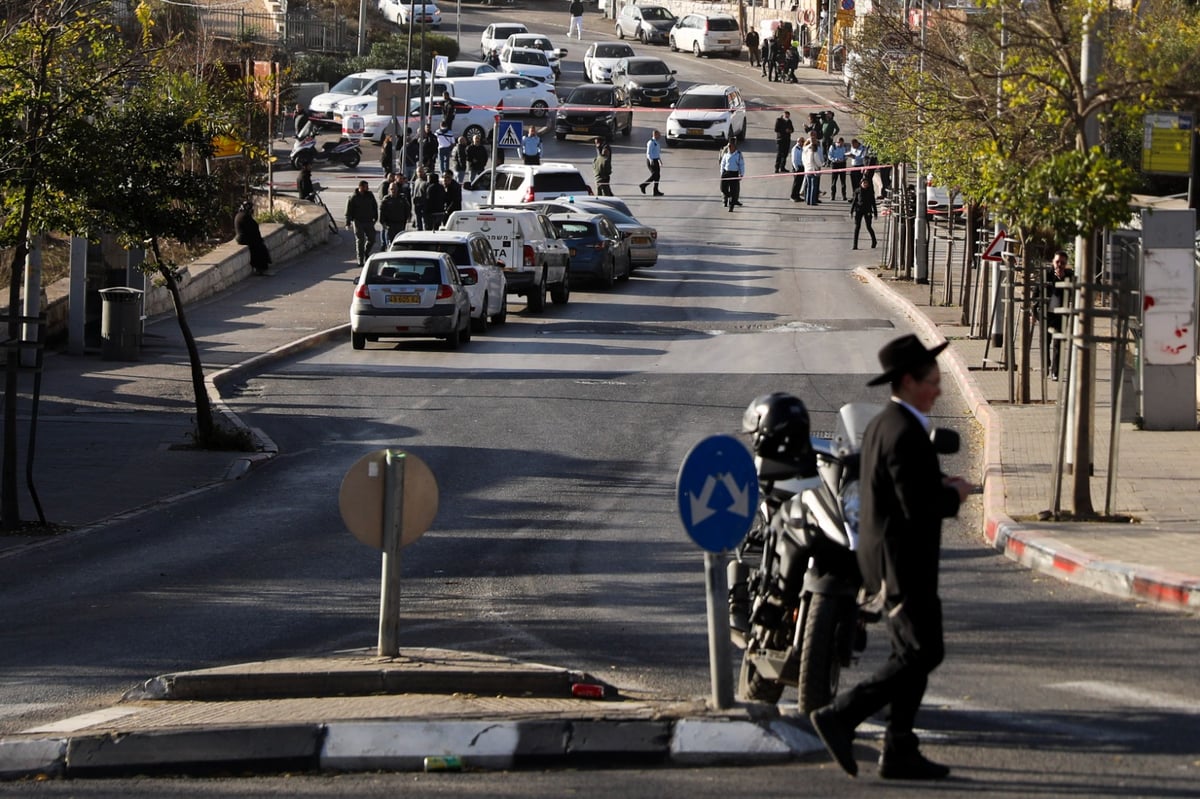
[1141, 112, 1194, 176]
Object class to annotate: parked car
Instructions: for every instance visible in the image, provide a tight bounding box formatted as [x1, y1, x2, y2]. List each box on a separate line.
[498, 45, 556, 84]
[441, 60, 498, 77]
[615, 4, 677, 44]
[480, 22, 528, 58]
[669, 13, 742, 58]
[308, 69, 428, 128]
[389, 231, 507, 332]
[665, 83, 747, 146]
[359, 96, 496, 144]
[462, 162, 593, 208]
[504, 199, 658, 268]
[505, 33, 567, 78]
[554, 84, 633, 141]
[379, 0, 441, 27]
[548, 213, 632, 288]
[611, 56, 679, 106]
[349, 251, 471, 350]
[583, 41, 636, 83]
[443, 209, 571, 310]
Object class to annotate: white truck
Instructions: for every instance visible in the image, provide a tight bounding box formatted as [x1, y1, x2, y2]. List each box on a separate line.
[443, 209, 571, 311]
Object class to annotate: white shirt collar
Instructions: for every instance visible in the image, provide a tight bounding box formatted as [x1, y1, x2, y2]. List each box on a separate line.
[892, 396, 931, 433]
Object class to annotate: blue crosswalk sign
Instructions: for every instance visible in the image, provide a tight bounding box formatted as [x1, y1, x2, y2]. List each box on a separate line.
[496, 120, 523, 149]
[676, 434, 759, 553]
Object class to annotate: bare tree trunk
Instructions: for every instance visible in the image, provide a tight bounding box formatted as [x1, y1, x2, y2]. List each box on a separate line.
[147, 239, 214, 444]
[2, 179, 37, 530]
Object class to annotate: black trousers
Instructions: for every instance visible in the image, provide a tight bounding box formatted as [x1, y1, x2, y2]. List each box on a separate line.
[790, 169, 805, 200]
[720, 170, 740, 205]
[643, 158, 661, 190]
[853, 211, 876, 247]
[775, 138, 790, 172]
[829, 595, 944, 742]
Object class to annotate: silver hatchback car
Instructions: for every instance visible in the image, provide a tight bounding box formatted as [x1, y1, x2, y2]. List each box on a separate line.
[350, 251, 472, 350]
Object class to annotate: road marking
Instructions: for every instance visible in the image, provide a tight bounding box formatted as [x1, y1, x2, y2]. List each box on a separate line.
[22, 706, 143, 734]
[1048, 681, 1200, 714]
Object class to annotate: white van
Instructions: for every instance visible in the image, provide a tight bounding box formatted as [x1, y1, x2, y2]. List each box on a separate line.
[443, 209, 570, 311]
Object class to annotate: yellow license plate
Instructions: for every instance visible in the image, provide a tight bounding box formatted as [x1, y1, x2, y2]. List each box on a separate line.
[649, 97, 662, 103]
[574, 126, 589, 133]
[387, 294, 420, 304]
[687, 128, 702, 136]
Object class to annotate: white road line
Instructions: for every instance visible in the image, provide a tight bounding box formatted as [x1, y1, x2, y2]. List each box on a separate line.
[21, 706, 144, 734]
[1048, 681, 1200, 714]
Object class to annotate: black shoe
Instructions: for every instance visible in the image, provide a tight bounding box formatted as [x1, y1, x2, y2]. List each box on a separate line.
[639, 184, 646, 194]
[728, 204, 734, 212]
[878, 749, 950, 780]
[733, 201, 743, 207]
[653, 191, 665, 196]
[810, 707, 857, 777]
[851, 246, 858, 250]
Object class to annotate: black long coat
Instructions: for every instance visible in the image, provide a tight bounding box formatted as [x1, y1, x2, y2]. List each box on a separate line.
[234, 208, 271, 273]
[857, 401, 962, 604]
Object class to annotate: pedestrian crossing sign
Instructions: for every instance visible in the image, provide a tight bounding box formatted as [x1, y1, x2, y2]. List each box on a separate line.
[497, 121, 523, 149]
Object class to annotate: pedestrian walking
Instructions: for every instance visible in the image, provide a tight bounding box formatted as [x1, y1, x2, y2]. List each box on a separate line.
[441, 171, 462, 219]
[810, 334, 972, 781]
[379, 180, 411, 248]
[850, 176, 878, 249]
[719, 138, 745, 211]
[403, 128, 419, 179]
[451, 135, 469, 183]
[411, 167, 430, 231]
[465, 133, 489, 183]
[639, 129, 664, 196]
[847, 138, 868, 194]
[344, 180, 379, 266]
[828, 137, 848, 200]
[234, 200, 272, 275]
[789, 135, 805, 202]
[745, 28, 760, 67]
[1041, 250, 1075, 380]
[436, 121, 455, 175]
[521, 126, 542, 165]
[418, 123, 438, 172]
[380, 133, 395, 177]
[567, 0, 584, 39]
[774, 110, 794, 173]
[593, 139, 613, 196]
[424, 172, 446, 231]
[765, 36, 777, 81]
[821, 110, 840, 152]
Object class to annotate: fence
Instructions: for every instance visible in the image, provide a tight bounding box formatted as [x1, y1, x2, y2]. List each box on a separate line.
[112, 6, 350, 54]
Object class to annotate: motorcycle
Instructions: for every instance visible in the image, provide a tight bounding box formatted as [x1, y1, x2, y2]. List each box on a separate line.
[729, 394, 959, 711]
[289, 121, 362, 169]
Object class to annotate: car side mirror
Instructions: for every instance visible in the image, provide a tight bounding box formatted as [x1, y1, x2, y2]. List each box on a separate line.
[670, 69, 677, 75]
[557, 48, 568, 57]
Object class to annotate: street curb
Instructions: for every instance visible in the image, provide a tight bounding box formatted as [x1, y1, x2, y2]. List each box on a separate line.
[854, 267, 1200, 613]
[0, 717, 824, 779]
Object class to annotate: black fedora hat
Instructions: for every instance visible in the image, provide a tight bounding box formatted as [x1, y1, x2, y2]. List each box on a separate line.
[867, 334, 949, 386]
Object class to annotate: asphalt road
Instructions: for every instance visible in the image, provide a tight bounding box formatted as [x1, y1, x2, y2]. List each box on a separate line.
[2, 3, 1198, 796]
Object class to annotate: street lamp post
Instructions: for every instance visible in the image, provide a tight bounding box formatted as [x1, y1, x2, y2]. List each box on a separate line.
[914, 0, 929, 283]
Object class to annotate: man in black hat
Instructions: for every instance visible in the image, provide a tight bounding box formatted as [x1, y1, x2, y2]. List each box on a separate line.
[810, 334, 973, 781]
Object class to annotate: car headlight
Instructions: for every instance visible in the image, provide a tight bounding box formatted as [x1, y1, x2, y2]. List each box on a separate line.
[839, 481, 861, 549]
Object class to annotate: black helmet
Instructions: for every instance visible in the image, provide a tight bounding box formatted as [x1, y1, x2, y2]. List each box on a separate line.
[742, 392, 816, 478]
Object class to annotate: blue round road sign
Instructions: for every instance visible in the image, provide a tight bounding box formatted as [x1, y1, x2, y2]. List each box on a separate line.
[676, 434, 759, 553]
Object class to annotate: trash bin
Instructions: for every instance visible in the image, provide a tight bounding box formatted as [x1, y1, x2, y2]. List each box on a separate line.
[99, 287, 144, 361]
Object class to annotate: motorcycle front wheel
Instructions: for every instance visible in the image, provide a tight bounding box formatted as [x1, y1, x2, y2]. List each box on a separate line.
[797, 593, 854, 713]
[737, 642, 785, 705]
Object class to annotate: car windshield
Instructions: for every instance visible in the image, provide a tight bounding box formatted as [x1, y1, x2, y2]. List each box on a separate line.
[567, 87, 614, 105]
[495, 26, 526, 39]
[708, 17, 739, 31]
[676, 92, 726, 110]
[595, 44, 635, 58]
[629, 60, 670, 75]
[642, 7, 674, 20]
[509, 50, 549, 66]
[330, 76, 373, 95]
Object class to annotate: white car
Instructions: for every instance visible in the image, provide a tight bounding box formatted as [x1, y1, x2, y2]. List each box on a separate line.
[462, 162, 593, 209]
[308, 69, 427, 128]
[498, 46, 556, 84]
[505, 33, 567, 78]
[669, 13, 742, 58]
[379, 0, 441, 26]
[583, 41, 636, 83]
[441, 60, 498, 77]
[360, 96, 498, 145]
[665, 83, 747, 146]
[480, 22, 528, 58]
[388, 231, 507, 332]
[496, 74, 559, 118]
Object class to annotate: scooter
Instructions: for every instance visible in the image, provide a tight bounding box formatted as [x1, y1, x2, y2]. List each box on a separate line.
[289, 121, 362, 169]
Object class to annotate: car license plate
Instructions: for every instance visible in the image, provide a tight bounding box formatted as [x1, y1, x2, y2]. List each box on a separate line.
[717, 38, 731, 44]
[386, 293, 420, 305]
[568, 247, 578, 256]
[631, 237, 650, 245]
[573, 126, 589, 133]
[649, 97, 661, 103]
[687, 128, 702, 136]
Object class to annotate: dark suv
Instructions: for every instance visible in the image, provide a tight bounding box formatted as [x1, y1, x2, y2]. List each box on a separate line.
[554, 84, 634, 141]
[612, 56, 679, 106]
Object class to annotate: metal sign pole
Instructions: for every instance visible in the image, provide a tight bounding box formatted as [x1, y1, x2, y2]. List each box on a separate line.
[378, 450, 406, 657]
[704, 551, 734, 709]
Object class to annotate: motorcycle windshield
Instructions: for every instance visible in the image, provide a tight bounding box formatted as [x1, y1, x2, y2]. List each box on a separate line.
[833, 402, 884, 457]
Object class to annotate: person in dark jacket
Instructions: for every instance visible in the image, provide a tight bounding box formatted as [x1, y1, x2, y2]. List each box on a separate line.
[418, 124, 438, 172]
[297, 164, 315, 202]
[465, 133, 489, 182]
[344, 180, 379, 266]
[411, 167, 430, 231]
[234, 200, 272, 275]
[380, 133, 395, 177]
[423, 173, 447, 231]
[745, 28, 760, 67]
[403, 128, 420, 179]
[773, 110, 794, 173]
[850, 176, 878, 249]
[810, 335, 972, 782]
[379, 179, 412, 248]
[593, 138, 613, 196]
[440, 171, 462, 219]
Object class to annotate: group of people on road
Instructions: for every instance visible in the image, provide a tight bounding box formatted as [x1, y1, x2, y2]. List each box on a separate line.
[343, 165, 468, 266]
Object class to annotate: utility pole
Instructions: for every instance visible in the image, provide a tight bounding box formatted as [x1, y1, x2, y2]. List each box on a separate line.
[914, 0, 929, 283]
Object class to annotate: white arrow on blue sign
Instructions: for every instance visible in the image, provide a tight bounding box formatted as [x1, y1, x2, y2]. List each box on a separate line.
[676, 434, 759, 553]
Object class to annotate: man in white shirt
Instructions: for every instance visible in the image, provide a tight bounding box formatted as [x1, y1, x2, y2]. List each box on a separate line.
[719, 139, 745, 211]
[639, 130, 664, 196]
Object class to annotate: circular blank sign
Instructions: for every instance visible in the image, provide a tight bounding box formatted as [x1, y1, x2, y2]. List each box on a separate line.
[339, 449, 439, 550]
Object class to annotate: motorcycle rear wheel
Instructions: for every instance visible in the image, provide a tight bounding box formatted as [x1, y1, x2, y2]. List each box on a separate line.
[797, 593, 852, 713]
[344, 150, 361, 168]
[737, 642, 785, 704]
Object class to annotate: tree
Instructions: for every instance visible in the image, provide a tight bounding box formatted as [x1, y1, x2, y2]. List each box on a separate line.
[847, 0, 1200, 515]
[0, 0, 150, 529]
